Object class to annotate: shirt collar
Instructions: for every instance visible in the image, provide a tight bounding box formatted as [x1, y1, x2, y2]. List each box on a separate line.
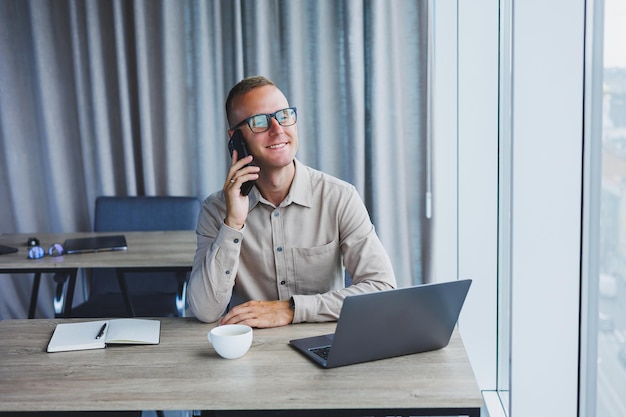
[248, 159, 312, 210]
[287, 159, 312, 208]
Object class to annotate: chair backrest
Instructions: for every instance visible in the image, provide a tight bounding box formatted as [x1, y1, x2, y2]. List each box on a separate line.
[90, 196, 201, 295]
[94, 196, 200, 232]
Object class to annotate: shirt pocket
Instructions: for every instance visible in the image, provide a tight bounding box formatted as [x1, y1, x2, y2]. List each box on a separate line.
[292, 239, 342, 294]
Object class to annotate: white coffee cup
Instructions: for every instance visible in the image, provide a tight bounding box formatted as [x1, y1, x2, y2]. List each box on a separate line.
[208, 324, 253, 359]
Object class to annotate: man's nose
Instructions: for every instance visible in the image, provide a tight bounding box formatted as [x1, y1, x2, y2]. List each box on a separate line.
[268, 116, 283, 132]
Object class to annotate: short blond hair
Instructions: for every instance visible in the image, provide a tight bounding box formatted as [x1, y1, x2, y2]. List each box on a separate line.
[225, 76, 276, 126]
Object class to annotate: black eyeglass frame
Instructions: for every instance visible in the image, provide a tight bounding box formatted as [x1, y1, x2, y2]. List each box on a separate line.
[230, 107, 298, 133]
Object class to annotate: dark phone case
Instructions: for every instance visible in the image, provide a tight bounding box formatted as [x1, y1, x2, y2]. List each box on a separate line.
[228, 129, 255, 196]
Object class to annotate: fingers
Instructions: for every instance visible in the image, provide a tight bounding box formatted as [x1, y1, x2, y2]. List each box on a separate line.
[220, 300, 293, 328]
[220, 301, 260, 325]
[224, 155, 259, 191]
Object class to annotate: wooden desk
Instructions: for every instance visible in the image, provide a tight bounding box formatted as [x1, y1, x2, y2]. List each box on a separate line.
[0, 231, 196, 317]
[0, 318, 483, 416]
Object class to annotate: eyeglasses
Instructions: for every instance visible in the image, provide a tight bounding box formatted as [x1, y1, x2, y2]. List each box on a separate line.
[230, 107, 297, 133]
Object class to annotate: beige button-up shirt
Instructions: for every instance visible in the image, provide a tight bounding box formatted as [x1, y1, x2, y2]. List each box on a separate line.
[188, 159, 396, 323]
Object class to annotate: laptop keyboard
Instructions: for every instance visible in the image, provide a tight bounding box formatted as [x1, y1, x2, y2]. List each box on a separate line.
[309, 345, 332, 360]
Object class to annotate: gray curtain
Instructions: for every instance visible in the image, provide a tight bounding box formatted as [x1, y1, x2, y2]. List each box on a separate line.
[0, 0, 430, 319]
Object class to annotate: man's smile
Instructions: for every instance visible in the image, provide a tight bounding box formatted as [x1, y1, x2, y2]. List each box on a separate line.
[267, 142, 288, 150]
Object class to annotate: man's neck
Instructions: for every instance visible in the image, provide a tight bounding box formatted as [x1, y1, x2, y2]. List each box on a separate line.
[255, 161, 296, 206]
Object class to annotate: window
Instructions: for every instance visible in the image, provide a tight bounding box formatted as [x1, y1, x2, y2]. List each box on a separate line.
[582, 0, 626, 415]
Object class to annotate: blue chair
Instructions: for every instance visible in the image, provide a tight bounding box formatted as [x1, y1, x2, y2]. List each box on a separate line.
[68, 196, 200, 318]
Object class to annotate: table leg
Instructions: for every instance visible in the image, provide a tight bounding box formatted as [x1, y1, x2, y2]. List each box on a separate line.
[176, 270, 188, 317]
[28, 272, 41, 319]
[116, 269, 136, 317]
[63, 269, 78, 318]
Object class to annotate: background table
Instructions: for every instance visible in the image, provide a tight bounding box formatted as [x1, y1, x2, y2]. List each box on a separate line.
[0, 231, 196, 317]
[0, 318, 482, 416]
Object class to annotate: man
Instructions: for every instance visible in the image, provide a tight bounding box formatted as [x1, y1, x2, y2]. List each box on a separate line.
[188, 76, 396, 328]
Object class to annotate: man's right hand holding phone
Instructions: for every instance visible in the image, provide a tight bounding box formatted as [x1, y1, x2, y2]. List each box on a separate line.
[224, 151, 260, 230]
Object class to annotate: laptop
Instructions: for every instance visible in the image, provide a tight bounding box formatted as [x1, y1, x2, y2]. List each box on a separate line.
[63, 235, 128, 254]
[289, 279, 472, 368]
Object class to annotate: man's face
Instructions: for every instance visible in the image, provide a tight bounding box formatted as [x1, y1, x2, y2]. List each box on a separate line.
[229, 85, 299, 171]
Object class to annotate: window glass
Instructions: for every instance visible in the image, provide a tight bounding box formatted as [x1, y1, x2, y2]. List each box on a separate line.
[597, 0, 626, 415]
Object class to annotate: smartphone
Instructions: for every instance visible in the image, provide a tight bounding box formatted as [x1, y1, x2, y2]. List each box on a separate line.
[228, 129, 255, 196]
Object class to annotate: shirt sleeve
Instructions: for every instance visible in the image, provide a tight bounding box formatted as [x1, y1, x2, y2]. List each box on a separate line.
[187, 194, 244, 323]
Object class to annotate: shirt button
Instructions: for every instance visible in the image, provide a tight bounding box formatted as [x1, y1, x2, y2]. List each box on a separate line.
[280, 281, 286, 285]
[273, 211, 279, 217]
[225, 270, 231, 275]
[277, 247, 283, 252]
[233, 238, 239, 244]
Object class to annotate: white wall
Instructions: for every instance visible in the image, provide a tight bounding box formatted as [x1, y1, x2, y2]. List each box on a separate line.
[457, 0, 500, 392]
[509, 0, 585, 416]
[431, 3, 458, 281]
[432, 0, 499, 391]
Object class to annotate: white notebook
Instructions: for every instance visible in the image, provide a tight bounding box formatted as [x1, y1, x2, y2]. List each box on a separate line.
[47, 319, 160, 353]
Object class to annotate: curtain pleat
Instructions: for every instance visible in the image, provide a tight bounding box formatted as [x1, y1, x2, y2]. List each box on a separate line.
[0, 0, 430, 319]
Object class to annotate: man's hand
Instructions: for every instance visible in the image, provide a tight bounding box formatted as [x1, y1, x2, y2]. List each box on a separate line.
[224, 152, 260, 230]
[220, 300, 294, 328]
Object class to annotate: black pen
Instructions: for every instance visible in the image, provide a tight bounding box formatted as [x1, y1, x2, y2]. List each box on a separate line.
[95, 323, 107, 340]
